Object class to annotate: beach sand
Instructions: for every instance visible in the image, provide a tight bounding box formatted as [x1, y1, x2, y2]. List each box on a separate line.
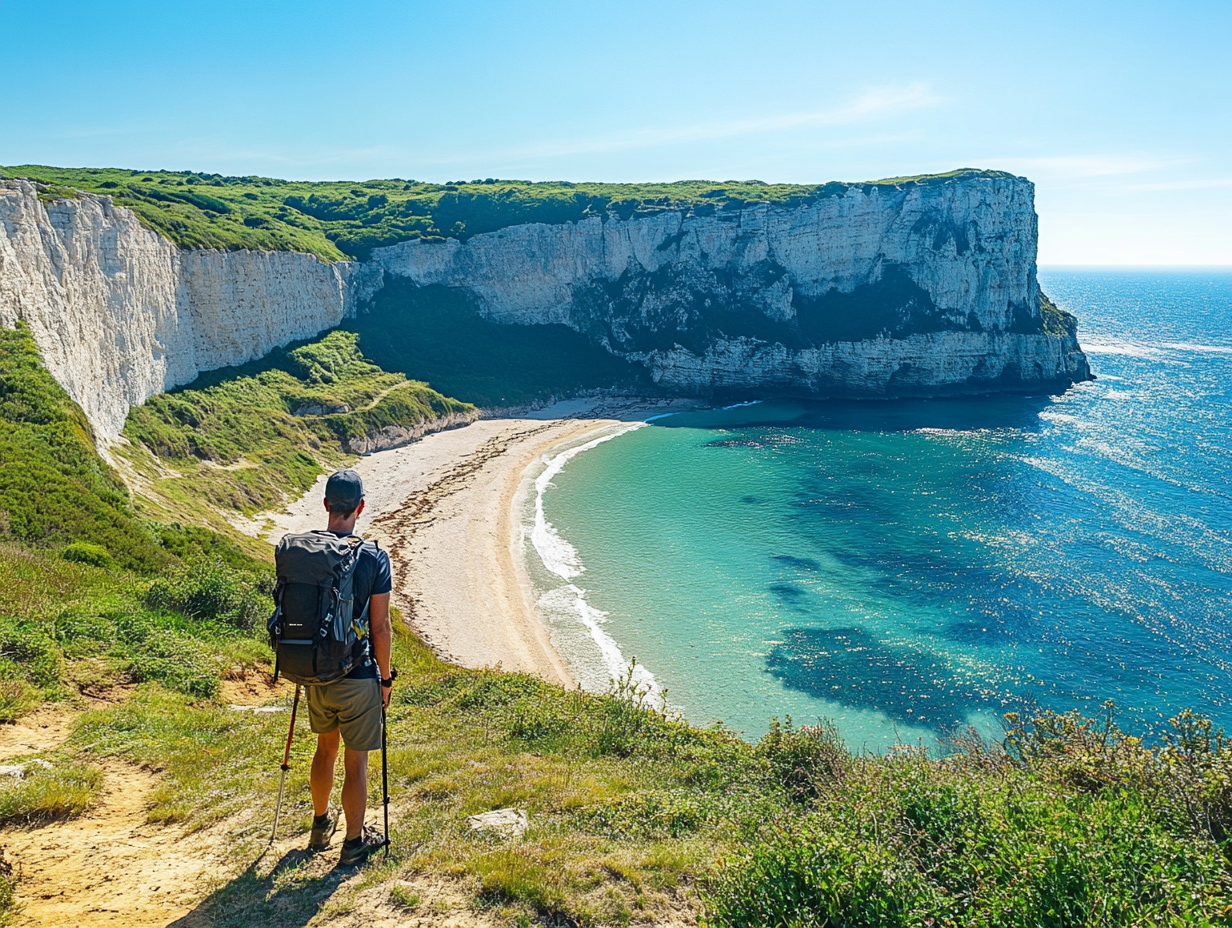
[261, 397, 692, 687]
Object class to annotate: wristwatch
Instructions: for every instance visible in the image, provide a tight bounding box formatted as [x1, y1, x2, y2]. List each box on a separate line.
[381, 668, 398, 687]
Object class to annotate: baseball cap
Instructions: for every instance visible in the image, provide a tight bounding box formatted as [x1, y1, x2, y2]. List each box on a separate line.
[324, 469, 364, 510]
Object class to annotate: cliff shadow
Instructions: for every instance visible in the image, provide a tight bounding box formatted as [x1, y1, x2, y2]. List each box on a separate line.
[657, 392, 1056, 435]
[346, 279, 656, 407]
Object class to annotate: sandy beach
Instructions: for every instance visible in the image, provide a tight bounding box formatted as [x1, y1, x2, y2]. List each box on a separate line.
[261, 397, 692, 687]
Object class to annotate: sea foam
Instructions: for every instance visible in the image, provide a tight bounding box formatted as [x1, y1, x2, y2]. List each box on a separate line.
[528, 423, 661, 698]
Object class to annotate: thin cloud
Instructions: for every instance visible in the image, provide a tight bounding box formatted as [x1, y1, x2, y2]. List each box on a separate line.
[985, 155, 1180, 178]
[1117, 178, 1232, 192]
[433, 83, 945, 164]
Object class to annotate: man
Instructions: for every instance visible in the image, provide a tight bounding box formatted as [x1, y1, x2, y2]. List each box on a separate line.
[304, 468, 394, 866]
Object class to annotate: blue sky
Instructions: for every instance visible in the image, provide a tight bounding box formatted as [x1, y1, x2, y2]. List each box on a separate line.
[1, 0, 1228, 264]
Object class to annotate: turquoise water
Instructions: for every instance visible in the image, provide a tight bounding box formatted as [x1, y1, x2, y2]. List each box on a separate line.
[530, 269, 1232, 749]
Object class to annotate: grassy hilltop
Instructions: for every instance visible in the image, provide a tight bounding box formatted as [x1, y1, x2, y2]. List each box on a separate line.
[0, 164, 1012, 263]
[1, 322, 1232, 924]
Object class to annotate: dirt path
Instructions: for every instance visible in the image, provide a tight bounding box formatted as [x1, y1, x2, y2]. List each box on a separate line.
[0, 706, 502, 928]
[0, 710, 227, 928]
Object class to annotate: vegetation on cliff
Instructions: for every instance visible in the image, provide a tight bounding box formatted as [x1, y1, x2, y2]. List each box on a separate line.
[119, 329, 473, 519]
[1041, 290, 1080, 336]
[0, 164, 1016, 263]
[0, 322, 175, 571]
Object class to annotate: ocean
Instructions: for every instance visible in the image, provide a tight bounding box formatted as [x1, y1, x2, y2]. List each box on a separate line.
[522, 268, 1232, 749]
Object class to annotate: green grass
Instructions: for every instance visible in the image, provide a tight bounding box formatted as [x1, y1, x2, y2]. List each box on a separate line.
[62, 620, 1232, 927]
[0, 542, 271, 708]
[121, 329, 473, 516]
[704, 737, 1232, 927]
[0, 323, 171, 571]
[0, 164, 1017, 262]
[0, 752, 103, 825]
[2, 280, 1226, 927]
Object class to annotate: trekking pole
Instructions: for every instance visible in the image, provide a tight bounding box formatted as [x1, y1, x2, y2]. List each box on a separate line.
[270, 684, 301, 845]
[381, 700, 390, 854]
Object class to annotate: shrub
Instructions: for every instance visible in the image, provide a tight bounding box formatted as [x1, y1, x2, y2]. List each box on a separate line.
[1005, 702, 1232, 844]
[115, 614, 224, 699]
[61, 541, 115, 569]
[756, 717, 847, 801]
[152, 523, 265, 573]
[145, 559, 271, 631]
[704, 773, 1232, 928]
[0, 618, 62, 691]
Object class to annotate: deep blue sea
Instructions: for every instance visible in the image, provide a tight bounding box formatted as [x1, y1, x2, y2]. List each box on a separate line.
[525, 269, 1232, 749]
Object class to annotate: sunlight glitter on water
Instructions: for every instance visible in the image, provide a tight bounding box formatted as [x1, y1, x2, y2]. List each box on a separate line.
[533, 269, 1232, 748]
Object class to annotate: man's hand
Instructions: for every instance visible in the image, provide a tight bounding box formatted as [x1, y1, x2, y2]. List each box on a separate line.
[380, 679, 392, 709]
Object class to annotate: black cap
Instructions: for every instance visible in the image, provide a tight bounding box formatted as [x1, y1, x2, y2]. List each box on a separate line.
[325, 469, 364, 511]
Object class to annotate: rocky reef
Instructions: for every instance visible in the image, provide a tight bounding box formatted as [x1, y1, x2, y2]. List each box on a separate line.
[0, 170, 1090, 439]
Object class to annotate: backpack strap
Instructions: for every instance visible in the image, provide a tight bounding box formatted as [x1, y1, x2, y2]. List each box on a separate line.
[323, 535, 366, 643]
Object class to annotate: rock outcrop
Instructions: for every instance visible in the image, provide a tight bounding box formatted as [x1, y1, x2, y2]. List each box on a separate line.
[346, 409, 481, 455]
[1, 171, 1090, 439]
[367, 173, 1090, 397]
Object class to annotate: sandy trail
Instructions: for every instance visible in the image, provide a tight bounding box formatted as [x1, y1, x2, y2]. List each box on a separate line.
[264, 397, 690, 685]
[0, 709, 228, 928]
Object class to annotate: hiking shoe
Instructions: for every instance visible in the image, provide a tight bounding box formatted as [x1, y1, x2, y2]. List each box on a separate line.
[338, 826, 385, 867]
[308, 809, 338, 852]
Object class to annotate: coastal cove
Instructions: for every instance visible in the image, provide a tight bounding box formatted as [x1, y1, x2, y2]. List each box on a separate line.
[531, 268, 1232, 748]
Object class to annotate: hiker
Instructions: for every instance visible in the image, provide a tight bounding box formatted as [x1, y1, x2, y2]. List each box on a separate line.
[270, 468, 394, 866]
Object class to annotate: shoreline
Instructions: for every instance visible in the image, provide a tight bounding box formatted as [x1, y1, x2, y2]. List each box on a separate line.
[258, 396, 695, 687]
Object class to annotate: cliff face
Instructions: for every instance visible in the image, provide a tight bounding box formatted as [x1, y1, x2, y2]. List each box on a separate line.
[1, 172, 1090, 439]
[0, 180, 356, 437]
[368, 174, 1090, 396]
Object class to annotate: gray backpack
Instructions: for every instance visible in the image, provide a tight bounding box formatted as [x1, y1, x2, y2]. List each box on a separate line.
[269, 531, 373, 685]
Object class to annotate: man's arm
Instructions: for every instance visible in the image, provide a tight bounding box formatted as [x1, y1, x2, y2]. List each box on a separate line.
[369, 592, 393, 707]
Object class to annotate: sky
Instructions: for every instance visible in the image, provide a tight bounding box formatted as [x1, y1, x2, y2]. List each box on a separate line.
[1, 0, 1229, 264]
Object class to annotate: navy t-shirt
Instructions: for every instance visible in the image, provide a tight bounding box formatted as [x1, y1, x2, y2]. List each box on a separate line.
[328, 532, 392, 680]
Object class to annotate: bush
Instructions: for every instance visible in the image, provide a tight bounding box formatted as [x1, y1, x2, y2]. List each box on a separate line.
[756, 717, 847, 801]
[0, 617, 62, 691]
[61, 541, 115, 569]
[703, 706, 1232, 928]
[145, 559, 271, 631]
[1005, 702, 1232, 844]
[704, 773, 1232, 928]
[152, 524, 265, 572]
[114, 613, 224, 699]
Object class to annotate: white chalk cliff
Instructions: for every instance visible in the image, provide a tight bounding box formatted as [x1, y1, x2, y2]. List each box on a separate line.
[367, 173, 1090, 397]
[0, 179, 361, 438]
[0, 172, 1089, 440]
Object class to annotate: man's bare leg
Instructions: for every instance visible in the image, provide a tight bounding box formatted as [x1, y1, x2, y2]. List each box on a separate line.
[341, 747, 369, 840]
[310, 730, 340, 816]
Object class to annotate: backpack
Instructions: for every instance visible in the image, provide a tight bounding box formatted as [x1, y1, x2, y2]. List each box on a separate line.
[268, 530, 375, 685]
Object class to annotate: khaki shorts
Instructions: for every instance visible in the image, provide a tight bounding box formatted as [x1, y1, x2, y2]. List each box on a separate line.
[305, 676, 382, 752]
